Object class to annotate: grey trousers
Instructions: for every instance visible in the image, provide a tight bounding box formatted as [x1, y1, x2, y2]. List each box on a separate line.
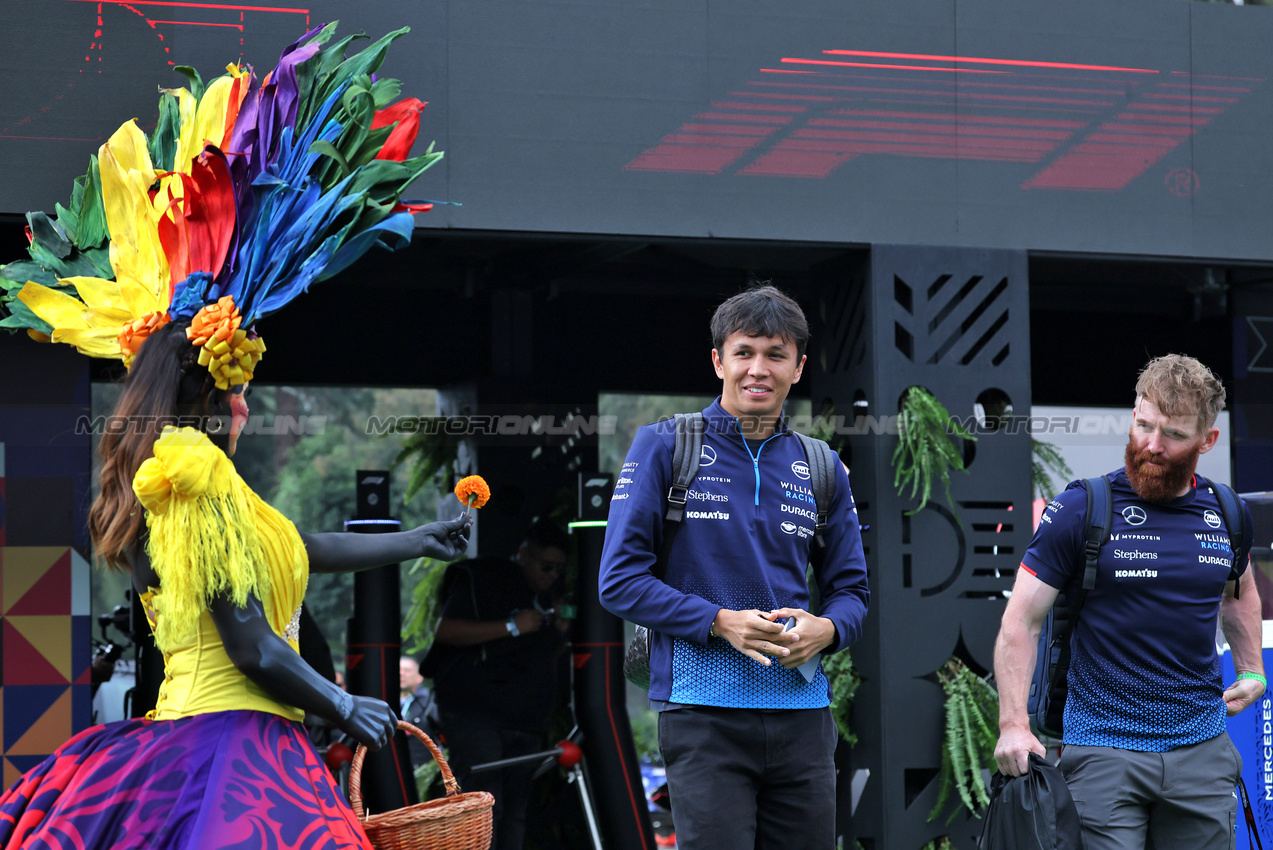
[1059, 732, 1242, 850]
[658, 706, 838, 850]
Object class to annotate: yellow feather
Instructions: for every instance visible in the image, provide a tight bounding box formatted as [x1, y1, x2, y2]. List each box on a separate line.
[17, 282, 91, 330]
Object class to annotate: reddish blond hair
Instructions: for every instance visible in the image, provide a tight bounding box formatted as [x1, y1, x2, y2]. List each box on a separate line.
[1135, 354, 1226, 433]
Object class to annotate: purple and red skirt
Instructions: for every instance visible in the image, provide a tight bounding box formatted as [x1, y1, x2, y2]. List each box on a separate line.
[0, 710, 372, 849]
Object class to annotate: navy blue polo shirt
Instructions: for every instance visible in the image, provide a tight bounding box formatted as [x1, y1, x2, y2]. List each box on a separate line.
[1022, 470, 1250, 752]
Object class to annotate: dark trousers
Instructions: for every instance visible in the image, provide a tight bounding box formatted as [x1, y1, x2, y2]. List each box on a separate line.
[658, 706, 838, 850]
[439, 709, 541, 850]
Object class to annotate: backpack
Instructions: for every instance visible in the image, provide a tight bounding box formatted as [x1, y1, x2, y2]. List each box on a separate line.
[620, 412, 841, 689]
[978, 753, 1083, 850]
[1027, 475, 1251, 738]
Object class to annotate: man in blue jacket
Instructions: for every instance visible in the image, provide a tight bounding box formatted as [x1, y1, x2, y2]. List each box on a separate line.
[599, 284, 870, 850]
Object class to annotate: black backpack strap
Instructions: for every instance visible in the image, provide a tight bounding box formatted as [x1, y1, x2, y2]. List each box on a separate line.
[793, 431, 838, 549]
[1080, 476, 1111, 596]
[1209, 478, 1250, 599]
[653, 412, 703, 581]
[1239, 776, 1266, 850]
[1039, 476, 1111, 733]
[1062, 476, 1111, 636]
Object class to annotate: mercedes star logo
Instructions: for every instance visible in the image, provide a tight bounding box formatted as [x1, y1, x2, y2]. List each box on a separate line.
[1122, 505, 1148, 526]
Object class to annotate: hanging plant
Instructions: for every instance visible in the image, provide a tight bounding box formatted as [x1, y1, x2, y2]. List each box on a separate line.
[893, 387, 976, 514]
[929, 658, 999, 824]
[1032, 437, 1073, 500]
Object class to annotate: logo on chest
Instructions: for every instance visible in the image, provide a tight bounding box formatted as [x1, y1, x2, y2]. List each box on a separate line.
[1121, 506, 1148, 526]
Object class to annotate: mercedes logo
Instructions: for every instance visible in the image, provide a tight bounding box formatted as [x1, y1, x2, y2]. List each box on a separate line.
[699, 445, 717, 466]
[1122, 505, 1148, 526]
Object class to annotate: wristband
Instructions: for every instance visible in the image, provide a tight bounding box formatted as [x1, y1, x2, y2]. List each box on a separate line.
[1238, 672, 1266, 690]
[506, 617, 520, 637]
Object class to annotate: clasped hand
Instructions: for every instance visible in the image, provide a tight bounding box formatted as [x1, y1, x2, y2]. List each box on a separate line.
[712, 607, 834, 669]
[1224, 676, 1265, 716]
[416, 514, 473, 561]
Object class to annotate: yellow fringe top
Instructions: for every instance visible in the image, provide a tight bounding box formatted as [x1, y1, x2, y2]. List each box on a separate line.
[132, 426, 308, 721]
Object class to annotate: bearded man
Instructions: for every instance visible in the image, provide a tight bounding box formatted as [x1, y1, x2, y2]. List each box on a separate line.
[992, 354, 1264, 850]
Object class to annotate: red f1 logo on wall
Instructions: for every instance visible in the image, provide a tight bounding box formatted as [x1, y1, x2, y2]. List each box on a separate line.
[625, 48, 1262, 192]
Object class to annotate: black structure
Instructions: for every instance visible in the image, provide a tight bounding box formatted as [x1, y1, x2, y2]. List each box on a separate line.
[571, 519, 655, 850]
[345, 470, 418, 812]
[811, 246, 1032, 849]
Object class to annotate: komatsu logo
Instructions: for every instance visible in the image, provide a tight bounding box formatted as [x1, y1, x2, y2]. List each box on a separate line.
[1115, 569, 1158, 578]
[686, 510, 729, 520]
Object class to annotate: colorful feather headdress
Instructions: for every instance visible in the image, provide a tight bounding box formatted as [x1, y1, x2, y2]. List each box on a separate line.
[0, 22, 441, 389]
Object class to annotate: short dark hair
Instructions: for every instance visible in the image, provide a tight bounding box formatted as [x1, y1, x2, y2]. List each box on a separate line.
[710, 283, 810, 359]
[524, 518, 570, 553]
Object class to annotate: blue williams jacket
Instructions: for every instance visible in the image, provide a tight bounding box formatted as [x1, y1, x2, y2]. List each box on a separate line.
[598, 398, 870, 707]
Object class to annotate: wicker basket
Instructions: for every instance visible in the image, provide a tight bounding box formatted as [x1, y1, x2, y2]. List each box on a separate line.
[349, 720, 495, 850]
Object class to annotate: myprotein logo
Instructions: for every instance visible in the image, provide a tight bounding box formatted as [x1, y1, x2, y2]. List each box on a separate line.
[791, 460, 810, 480]
[700, 446, 717, 467]
[1204, 509, 1223, 529]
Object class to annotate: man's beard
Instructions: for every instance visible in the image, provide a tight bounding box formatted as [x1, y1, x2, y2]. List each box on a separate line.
[1124, 438, 1202, 502]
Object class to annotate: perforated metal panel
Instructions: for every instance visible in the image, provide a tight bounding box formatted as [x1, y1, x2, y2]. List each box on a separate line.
[812, 245, 1031, 850]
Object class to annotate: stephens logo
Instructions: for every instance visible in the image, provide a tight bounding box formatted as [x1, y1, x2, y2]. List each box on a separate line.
[1204, 509, 1222, 529]
[791, 460, 810, 480]
[1122, 506, 1148, 526]
[700, 445, 717, 466]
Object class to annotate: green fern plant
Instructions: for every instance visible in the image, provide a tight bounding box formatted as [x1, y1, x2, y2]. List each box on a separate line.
[893, 387, 976, 514]
[1032, 437, 1073, 500]
[391, 421, 462, 502]
[929, 657, 999, 824]
[401, 557, 450, 656]
[823, 648, 862, 746]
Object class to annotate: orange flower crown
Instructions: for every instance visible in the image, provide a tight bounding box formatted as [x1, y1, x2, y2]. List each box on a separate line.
[118, 311, 171, 369]
[454, 476, 491, 509]
[186, 296, 265, 390]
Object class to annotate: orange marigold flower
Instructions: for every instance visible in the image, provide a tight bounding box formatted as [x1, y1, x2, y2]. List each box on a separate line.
[454, 475, 491, 509]
[118, 311, 170, 368]
[187, 295, 242, 347]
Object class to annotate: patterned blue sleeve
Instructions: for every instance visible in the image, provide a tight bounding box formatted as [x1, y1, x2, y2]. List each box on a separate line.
[1020, 483, 1087, 590]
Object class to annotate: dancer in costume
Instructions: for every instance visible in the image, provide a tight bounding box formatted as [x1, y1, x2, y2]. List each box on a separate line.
[0, 23, 453, 849]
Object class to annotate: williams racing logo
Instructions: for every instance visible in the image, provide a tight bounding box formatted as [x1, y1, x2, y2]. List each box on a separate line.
[1195, 532, 1232, 554]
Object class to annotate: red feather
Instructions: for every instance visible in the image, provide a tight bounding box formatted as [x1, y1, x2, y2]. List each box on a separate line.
[371, 98, 426, 162]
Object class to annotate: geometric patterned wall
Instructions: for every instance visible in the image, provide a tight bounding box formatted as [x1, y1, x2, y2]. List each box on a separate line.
[811, 245, 1031, 850]
[0, 333, 93, 789]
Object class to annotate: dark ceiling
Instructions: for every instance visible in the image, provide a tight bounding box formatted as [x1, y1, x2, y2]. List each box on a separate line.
[4, 216, 1270, 407]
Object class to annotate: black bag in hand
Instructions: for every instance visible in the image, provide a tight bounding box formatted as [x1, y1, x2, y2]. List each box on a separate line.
[978, 753, 1083, 850]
